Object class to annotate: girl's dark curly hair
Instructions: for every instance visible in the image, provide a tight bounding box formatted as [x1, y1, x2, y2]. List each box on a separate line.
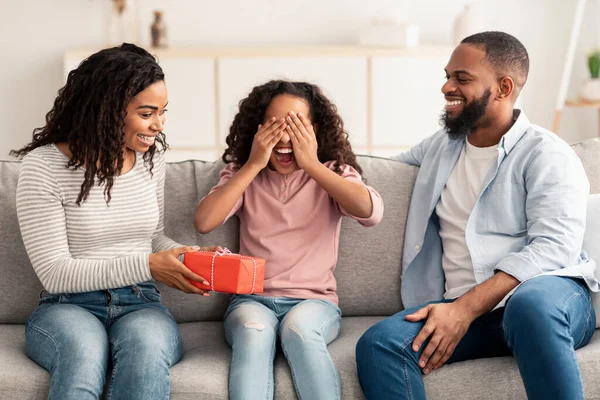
[223, 80, 362, 175]
[10, 43, 167, 205]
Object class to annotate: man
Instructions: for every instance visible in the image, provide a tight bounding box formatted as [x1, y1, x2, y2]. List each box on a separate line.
[356, 31, 598, 400]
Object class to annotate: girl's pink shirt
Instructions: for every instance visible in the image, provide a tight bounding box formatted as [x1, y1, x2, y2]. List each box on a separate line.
[207, 161, 383, 304]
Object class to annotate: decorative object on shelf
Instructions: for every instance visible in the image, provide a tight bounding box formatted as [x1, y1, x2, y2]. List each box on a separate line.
[451, 2, 484, 45]
[106, 0, 138, 46]
[151, 10, 168, 48]
[579, 50, 600, 102]
[358, 17, 420, 47]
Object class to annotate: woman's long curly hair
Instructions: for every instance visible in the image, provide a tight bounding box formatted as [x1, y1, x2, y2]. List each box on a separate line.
[223, 80, 362, 175]
[11, 43, 167, 205]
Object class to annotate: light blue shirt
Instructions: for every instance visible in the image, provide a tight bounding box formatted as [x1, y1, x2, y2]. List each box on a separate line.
[395, 110, 598, 309]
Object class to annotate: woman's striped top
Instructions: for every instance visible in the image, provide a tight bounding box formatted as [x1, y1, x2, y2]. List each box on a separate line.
[16, 144, 180, 293]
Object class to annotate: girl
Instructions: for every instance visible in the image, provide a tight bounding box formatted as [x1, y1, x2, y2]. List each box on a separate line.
[13, 43, 219, 400]
[194, 80, 384, 399]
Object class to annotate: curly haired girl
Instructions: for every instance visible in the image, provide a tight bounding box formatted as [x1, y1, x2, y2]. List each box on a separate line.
[194, 80, 384, 400]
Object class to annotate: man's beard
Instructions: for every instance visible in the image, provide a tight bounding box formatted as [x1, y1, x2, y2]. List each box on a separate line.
[440, 88, 492, 140]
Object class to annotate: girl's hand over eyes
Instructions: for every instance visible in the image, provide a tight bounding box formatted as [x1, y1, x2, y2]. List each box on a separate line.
[247, 117, 286, 169]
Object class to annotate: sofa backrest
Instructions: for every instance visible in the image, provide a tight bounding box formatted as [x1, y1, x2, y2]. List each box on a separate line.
[0, 160, 40, 324]
[0, 154, 416, 324]
[572, 138, 600, 193]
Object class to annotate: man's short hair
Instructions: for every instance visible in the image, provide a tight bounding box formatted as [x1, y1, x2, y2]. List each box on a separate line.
[461, 31, 529, 91]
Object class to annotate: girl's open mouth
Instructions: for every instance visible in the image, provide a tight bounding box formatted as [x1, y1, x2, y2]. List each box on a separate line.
[274, 147, 294, 166]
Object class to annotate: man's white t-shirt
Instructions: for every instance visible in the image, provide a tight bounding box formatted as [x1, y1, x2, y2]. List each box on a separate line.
[436, 138, 498, 299]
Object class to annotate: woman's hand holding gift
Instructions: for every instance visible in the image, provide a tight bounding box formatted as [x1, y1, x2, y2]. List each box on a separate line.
[149, 245, 222, 296]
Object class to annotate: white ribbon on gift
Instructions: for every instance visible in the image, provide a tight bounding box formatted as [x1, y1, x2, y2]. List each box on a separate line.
[193, 248, 258, 294]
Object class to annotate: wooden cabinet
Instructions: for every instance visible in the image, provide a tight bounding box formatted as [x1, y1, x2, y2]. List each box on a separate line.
[64, 46, 451, 161]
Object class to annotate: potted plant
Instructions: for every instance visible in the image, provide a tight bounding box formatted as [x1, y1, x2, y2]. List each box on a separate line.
[580, 50, 600, 102]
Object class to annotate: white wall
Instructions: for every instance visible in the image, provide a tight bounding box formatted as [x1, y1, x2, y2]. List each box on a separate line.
[0, 0, 596, 159]
[0, 0, 105, 159]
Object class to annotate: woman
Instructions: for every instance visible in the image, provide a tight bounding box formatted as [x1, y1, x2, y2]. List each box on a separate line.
[12, 43, 217, 400]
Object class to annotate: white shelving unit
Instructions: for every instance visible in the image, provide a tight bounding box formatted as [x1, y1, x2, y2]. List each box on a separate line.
[64, 45, 452, 162]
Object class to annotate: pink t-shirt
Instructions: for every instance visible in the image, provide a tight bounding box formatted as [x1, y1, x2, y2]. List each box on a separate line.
[208, 161, 384, 304]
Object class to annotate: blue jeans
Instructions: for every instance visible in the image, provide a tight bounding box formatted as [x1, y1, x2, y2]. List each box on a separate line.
[224, 294, 342, 400]
[25, 282, 182, 400]
[356, 276, 596, 400]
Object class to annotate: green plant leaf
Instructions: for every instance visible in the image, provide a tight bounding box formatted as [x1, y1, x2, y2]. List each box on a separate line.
[588, 53, 600, 78]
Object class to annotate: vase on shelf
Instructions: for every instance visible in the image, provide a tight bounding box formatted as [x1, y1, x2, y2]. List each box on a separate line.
[106, 0, 138, 46]
[580, 51, 600, 102]
[579, 79, 600, 102]
[151, 10, 168, 48]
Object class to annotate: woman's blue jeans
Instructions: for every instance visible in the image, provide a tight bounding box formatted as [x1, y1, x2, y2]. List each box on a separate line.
[25, 282, 181, 400]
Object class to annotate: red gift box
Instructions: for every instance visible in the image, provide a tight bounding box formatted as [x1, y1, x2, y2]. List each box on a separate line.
[179, 250, 265, 294]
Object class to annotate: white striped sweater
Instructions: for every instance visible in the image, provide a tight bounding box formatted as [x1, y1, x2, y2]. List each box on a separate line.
[16, 144, 180, 293]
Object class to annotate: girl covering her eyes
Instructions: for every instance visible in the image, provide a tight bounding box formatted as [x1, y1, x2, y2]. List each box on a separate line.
[195, 80, 384, 400]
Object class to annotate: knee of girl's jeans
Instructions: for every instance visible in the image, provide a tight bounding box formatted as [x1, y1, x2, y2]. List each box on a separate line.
[280, 322, 310, 346]
[244, 322, 265, 331]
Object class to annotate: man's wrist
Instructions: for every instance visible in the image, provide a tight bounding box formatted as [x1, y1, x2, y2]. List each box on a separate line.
[453, 296, 481, 322]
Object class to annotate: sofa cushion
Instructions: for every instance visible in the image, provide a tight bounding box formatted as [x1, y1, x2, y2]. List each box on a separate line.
[5, 318, 600, 399]
[0, 325, 49, 399]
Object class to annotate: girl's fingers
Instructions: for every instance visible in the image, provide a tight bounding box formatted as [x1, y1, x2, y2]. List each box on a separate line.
[286, 125, 299, 143]
[262, 118, 285, 137]
[297, 112, 314, 135]
[264, 124, 286, 144]
[256, 117, 276, 138]
[289, 112, 307, 135]
[257, 118, 273, 135]
[286, 114, 303, 139]
[289, 111, 312, 140]
[268, 129, 285, 146]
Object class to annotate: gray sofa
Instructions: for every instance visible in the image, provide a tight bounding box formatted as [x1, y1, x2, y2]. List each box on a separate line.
[2, 139, 600, 400]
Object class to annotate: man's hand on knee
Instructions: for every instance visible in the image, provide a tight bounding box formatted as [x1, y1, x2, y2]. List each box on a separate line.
[405, 303, 476, 374]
